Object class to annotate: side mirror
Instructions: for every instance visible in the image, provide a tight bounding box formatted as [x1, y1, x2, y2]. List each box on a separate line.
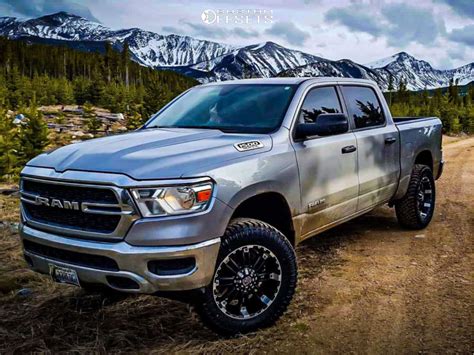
[295, 113, 349, 139]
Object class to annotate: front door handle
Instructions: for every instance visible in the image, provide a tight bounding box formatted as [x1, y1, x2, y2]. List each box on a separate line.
[385, 137, 397, 145]
[342, 145, 357, 154]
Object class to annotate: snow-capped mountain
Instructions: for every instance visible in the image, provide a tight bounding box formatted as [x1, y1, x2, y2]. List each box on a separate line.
[279, 59, 382, 85]
[365, 52, 473, 90]
[188, 42, 324, 82]
[0, 12, 235, 67]
[277, 52, 473, 91]
[0, 12, 109, 40]
[0, 12, 472, 90]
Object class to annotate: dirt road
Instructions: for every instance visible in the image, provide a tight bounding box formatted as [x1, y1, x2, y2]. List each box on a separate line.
[0, 137, 473, 353]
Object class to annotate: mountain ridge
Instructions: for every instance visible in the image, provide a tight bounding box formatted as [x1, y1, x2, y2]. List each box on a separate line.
[0, 12, 472, 91]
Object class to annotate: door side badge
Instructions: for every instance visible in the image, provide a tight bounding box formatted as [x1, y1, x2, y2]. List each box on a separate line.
[234, 140, 264, 152]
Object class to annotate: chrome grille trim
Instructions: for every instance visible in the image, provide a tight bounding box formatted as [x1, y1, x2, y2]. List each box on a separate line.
[20, 177, 139, 240]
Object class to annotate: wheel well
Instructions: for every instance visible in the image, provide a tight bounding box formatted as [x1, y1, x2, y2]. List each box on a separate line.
[231, 192, 295, 246]
[415, 150, 433, 171]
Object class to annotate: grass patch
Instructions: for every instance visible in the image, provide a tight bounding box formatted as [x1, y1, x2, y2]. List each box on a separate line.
[0, 194, 20, 223]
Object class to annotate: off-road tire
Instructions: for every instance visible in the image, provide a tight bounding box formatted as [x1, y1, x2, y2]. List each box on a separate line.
[195, 218, 297, 336]
[395, 164, 436, 229]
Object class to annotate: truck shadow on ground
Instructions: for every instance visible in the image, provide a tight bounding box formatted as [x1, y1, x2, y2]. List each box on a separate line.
[299, 206, 399, 251]
[2, 207, 402, 352]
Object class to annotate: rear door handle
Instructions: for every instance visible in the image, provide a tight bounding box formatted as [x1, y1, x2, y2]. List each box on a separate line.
[341, 145, 357, 154]
[385, 137, 397, 145]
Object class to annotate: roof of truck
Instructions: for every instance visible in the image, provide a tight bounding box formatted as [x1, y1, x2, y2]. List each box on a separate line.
[201, 77, 377, 86]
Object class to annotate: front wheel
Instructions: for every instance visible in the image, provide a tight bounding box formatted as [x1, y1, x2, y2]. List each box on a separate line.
[195, 218, 297, 336]
[395, 164, 436, 229]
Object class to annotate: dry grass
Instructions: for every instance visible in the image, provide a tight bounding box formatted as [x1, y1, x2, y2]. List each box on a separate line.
[0, 137, 472, 353]
[0, 194, 20, 223]
[0, 219, 344, 353]
[0, 187, 344, 352]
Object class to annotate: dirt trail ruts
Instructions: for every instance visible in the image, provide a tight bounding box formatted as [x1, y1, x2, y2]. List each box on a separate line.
[291, 136, 474, 354]
[0, 137, 472, 353]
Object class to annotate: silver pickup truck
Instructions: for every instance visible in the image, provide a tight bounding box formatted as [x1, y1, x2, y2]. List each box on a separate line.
[19, 78, 443, 335]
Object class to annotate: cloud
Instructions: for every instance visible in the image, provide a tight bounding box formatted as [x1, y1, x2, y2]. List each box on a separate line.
[381, 3, 445, 47]
[168, 22, 260, 41]
[325, 3, 445, 48]
[447, 46, 466, 60]
[233, 27, 259, 39]
[162, 26, 184, 35]
[183, 22, 229, 39]
[0, 0, 99, 22]
[264, 21, 310, 46]
[325, 5, 383, 37]
[437, 56, 454, 69]
[448, 24, 474, 47]
[436, 0, 474, 19]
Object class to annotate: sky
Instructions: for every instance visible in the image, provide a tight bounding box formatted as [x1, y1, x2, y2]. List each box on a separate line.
[0, 0, 473, 69]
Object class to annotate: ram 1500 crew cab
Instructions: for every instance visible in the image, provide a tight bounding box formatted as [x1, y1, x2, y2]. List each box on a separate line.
[19, 78, 443, 335]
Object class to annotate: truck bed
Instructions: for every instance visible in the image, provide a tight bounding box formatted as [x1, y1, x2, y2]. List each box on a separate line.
[392, 116, 443, 200]
[393, 116, 438, 125]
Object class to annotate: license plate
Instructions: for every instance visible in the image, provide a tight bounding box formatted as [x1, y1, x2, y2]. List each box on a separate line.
[49, 264, 80, 287]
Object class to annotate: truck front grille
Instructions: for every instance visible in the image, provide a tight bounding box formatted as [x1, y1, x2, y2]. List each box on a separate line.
[23, 203, 120, 233]
[22, 179, 118, 204]
[20, 177, 137, 238]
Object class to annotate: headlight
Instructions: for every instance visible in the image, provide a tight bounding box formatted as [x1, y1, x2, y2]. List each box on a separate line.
[130, 182, 213, 217]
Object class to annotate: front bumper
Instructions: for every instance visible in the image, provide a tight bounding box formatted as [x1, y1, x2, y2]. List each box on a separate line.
[20, 224, 220, 293]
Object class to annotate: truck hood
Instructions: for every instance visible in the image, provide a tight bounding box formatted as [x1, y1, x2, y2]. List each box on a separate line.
[27, 128, 272, 180]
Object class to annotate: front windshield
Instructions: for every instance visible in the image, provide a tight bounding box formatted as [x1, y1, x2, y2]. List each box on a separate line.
[145, 84, 297, 133]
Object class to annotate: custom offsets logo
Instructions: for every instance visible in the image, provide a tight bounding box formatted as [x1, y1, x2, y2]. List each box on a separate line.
[201, 9, 273, 25]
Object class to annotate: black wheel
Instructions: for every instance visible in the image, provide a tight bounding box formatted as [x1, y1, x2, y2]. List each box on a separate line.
[195, 218, 297, 336]
[395, 164, 436, 229]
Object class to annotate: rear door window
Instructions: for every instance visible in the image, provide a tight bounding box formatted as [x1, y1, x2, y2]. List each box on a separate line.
[341, 86, 385, 129]
[298, 86, 342, 124]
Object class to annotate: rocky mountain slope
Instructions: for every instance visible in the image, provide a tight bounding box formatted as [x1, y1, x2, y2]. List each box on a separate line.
[1, 12, 472, 90]
[0, 12, 235, 67]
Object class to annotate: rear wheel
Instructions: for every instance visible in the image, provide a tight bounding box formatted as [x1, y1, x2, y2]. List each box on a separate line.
[395, 164, 436, 229]
[195, 218, 297, 336]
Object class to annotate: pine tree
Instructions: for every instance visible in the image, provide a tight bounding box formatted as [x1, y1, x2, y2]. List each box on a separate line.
[0, 36, 199, 181]
[89, 70, 105, 104]
[467, 109, 474, 134]
[18, 103, 50, 166]
[105, 41, 113, 83]
[447, 78, 461, 106]
[0, 36, 196, 112]
[468, 85, 474, 105]
[421, 87, 429, 105]
[387, 74, 394, 106]
[143, 77, 171, 117]
[395, 78, 408, 104]
[126, 110, 143, 130]
[0, 108, 20, 179]
[0, 78, 8, 106]
[83, 101, 102, 134]
[122, 41, 130, 88]
[462, 91, 474, 133]
[448, 108, 462, 134]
